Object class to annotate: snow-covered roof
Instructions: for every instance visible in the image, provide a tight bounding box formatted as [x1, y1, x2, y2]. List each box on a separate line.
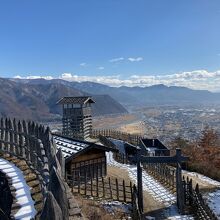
[53, 135, 89, 159]
[53, 134, 115, 162]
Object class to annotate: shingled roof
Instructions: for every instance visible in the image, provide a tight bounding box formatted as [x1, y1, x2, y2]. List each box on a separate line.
[56, 96, 95, 105]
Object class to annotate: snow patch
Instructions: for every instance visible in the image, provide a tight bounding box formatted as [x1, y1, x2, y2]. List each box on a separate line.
[164, 205, 194, 219]
[101, 200, 132, 216]
[203, 189, 220, 219]
[0, 157, 37, 220]
[183, 170, 220, 186]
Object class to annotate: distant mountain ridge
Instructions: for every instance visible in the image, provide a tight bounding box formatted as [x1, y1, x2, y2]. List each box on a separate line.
[0, 78, 128, 121]
[9, 78, 220, 111]
[14, 78, 219, 106]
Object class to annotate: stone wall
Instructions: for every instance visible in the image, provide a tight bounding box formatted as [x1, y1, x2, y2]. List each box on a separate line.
[0, 118, 84, 220]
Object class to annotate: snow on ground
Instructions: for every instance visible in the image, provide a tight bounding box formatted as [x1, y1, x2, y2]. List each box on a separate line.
[164, 205, 194, 220]
[182, 170, 220, 187]
[101, 200, 132, 216]
[106, 152, 194, 219]
[0, 157, 37, 220]
[203, 189, 220, 219]
[106, 152, 175, 206]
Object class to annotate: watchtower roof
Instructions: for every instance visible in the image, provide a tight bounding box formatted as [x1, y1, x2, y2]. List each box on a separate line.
[57, 96, 95, 105]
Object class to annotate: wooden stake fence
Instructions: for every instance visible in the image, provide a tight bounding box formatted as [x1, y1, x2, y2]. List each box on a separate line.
[92, 129, 143, 146]
[143, 163, 176, 193]
[69, 176, 133, 203]
[183, 176, 218, 220]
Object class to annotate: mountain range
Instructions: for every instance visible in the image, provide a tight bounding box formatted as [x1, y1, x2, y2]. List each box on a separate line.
[1, 77, 220, 121]
[12, 78, 220, 106]
[0, 78, 127, 121]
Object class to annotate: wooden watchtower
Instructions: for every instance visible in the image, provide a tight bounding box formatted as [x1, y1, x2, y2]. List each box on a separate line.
[57, 96, 95, 140]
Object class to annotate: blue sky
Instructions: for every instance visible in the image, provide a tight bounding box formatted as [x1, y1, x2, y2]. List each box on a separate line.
[0, 1, 220, 90]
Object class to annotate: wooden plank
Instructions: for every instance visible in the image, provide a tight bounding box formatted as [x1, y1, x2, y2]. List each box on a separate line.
[84, 173, 87, 195]
[109, 177, 112, 199]
[91, 177, 93, 197]
[96, 175, 99, 197]
[78, 172, 80, 194]
[116, 178, 119, 201]
[123, 180, 126, 202]
[102, 177, 105, 198]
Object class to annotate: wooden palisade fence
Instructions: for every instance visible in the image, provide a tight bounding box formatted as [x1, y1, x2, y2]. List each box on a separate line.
[0, 117, 84, 220]
[69, 175, 134, 203]
[0, 118, 51, 196]
[143, 163, 176, 193]
[92, 129, 143, 146]
[183, 176, 218, 220]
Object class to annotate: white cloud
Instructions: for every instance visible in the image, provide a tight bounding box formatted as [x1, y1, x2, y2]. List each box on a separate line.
[109, 57, 124, 62]
[61, 73, 73, 79]
[14, 75, 53, 80]
[80, 63, 86, 66]
[13, 69, 220, 92]
[128, 57, 143, 62]
[98, 66, 104, 70]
